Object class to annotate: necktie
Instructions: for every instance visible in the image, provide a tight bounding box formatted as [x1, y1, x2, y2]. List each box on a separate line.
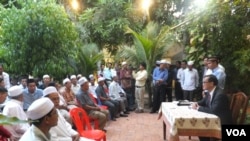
[206, 92, 211, 107]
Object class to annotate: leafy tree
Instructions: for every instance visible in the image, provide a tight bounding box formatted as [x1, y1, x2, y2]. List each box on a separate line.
[182, 0, 250, 94]
[79, 0, 144, 54]
[70, 43, 104, 77]
[0, 1, 79, 79]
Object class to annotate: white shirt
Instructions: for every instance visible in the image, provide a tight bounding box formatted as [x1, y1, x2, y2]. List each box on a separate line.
[89, 83, 98, 98]
[71, 84, 80, 95]
[177, 68, 185, 82]
[1, 72, 10, 89]
[2, 99, 30, 140]
[50, 109, 94, 141]
[109, 81, 125, 100]
[20, 124, 51, 141]
[132, 69, 148, 86]
[181, 68, 199, 91]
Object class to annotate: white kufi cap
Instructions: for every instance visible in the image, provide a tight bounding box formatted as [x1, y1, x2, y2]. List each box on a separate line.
[8, 86, 23, 97]
[98, 77, 105, 82]
[43, 86, 58, 97]
[160, 59, 167, 64]
[27, 98, 54, 120]
[63, 78, 70, 85]
[78, 77, 88, 85]
[70, 75, 76, 79]
[43, 74, 50, 79]
[187, 61, 194, 65]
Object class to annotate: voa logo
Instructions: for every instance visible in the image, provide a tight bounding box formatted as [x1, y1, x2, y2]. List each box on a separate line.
[226, 129, 246, 136]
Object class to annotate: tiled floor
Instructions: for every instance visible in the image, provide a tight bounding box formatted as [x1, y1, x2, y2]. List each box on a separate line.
[105, 108, 199, 141]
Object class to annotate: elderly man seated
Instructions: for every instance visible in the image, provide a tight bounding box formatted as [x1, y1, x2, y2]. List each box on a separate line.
[109, 75, 129, 117]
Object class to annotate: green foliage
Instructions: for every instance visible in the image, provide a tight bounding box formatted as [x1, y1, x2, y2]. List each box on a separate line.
[182, 0, 250, 94]
[79, 0, 144, 53]
[0, 1, 79, 79]
[0, 114, 29, 125]
[74, 43, 103, 76]
[116, 22, 176, 75]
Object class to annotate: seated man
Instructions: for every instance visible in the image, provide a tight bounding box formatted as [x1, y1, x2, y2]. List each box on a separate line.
[23, 78, 43, 111]
[2, 86, 30, 140]
[191, 74, 232, 141]
[0, 87, 8, 113]
[20, 98, 58, 141]
[109, 75, 129, 117]
[43, 86, 94, 141]
[95, 77, 120, 121]
[60, 78, 78, 110]
[76, 77, 109, 131]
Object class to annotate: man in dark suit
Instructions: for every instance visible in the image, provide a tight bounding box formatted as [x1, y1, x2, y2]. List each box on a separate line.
[191, 74, 232, 141]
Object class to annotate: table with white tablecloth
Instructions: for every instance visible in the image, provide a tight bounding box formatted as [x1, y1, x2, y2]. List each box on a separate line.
[158, 102, 221, 141]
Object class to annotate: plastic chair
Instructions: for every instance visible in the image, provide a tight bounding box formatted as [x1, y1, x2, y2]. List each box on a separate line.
[70, 107, 106, 141]
[0, 126, 11, 141]
[230, 92, 249, 124]
[89, 93, 108, 110]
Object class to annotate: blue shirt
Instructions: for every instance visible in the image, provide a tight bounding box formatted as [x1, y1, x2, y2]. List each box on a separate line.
[152, 67, 168, 85]
[23, 88, 43, 110]
[212, 67, 226, 90]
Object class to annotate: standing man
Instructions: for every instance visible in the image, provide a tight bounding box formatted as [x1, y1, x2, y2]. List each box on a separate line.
[150, 59, 168, 113]
[76, 77, 109, 131]
[132, 62, 148, 113]
[207, 56, 226, 90]
[2, 86, 30, 140]
[181, 61, 199, 101]
[120, 61, 134, 111]
[103, 62, 116, 87]
[0, 64, 10, 89]
[176, 60, 187, 100]
[20, 98, 58, 141]
[23, 78, 43, 111]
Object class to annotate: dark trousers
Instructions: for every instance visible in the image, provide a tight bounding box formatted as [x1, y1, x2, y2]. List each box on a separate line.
[102, 100, 119, 119]
[183, 90, 195, 101]
[123, 87, 135, 110]
[166, 87, 173, 102]
[151, 85, 167, 112]
[174, 81, 183, 100]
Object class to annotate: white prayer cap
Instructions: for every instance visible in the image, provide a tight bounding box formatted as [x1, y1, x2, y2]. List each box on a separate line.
[160, 59, 168, 64]
[78, 77, 88, 85]
[63, 78, 70, 85]
[187, 61, 194, 65]
[70, 75, 76, 79]
[166, 60, 171, 64]
[8, 86, 23, 97]
[121, 61, 127, 65]
[98, 77, 105, 82]
[27, 98, 54, 120]
[43, 86, 58, 97]
[156, 60, 161, 65]
[89, 74, 94, 79]
[43, 74, 50, 79]
[77, 74, 82, 79]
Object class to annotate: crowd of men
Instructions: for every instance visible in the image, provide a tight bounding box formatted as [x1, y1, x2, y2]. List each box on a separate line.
[0, 61, 148, 140]
[0, 56, 228, 140]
